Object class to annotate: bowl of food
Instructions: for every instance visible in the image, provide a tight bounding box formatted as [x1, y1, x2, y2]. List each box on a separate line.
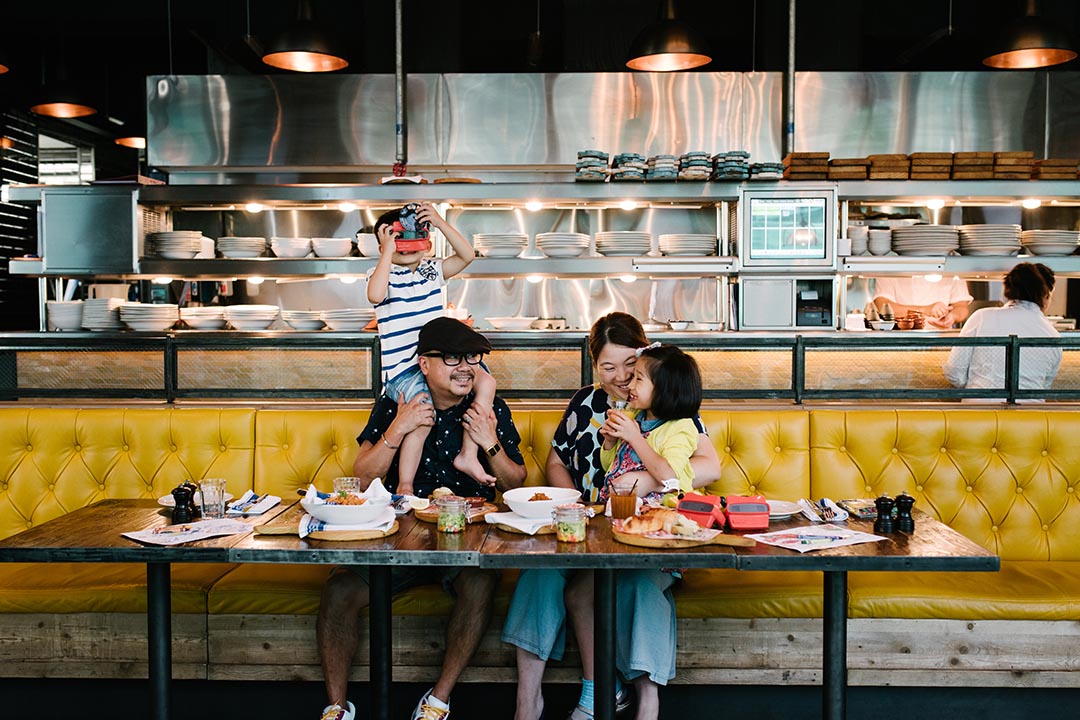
[502, 486, 582, 518]
[870, 320, 895, 331]
[301, 494, 384, 525]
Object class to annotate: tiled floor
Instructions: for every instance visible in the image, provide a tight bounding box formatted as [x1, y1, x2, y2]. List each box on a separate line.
[2, 679, 1078, 719]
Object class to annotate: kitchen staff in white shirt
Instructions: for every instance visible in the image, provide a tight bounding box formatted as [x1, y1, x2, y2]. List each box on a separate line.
[943, 262, 1061, 398]
[873, 275, 973, 329]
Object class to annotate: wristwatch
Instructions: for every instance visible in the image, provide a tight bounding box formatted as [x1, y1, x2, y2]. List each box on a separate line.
[486, 441, 502, 457]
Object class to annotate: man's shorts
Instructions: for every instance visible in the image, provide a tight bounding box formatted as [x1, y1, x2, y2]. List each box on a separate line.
[383, 364, 430, 404]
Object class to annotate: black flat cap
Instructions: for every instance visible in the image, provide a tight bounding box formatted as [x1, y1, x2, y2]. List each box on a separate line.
[417, 317, 492, 356]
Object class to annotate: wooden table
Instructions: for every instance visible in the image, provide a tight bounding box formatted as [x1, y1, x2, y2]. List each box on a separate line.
[479, 510, 998, 720]
[0, 499, 486, 720]
[0, 502, 998, 720]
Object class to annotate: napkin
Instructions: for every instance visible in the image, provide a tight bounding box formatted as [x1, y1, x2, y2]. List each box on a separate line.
[485, 511, 554, 535]
[798, 498, 849, 523]
[304, 478, 393, 505]
[298, 506, 396, 538]
[226, 490, 282, 516]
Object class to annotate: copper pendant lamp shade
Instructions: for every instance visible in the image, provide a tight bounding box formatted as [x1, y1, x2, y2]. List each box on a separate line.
[262, 0, 348, 72]
[983, 0, 1077, 69]
[30, 80, 97, 119]
[626, 0, 712, 72]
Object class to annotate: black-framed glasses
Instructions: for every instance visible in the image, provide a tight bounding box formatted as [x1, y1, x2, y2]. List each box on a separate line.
[422, 352, 484, 366]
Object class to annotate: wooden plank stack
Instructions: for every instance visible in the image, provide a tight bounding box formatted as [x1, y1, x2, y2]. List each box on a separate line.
[951, 151, 995, 179]
[993, 151, 1035, 179]
[867, 154, 910, 180]
[1033, 158, 1079, 180]
[783, 152, 829, 180]
[909, 152, 953, 180]
[827, 158, 869, 180]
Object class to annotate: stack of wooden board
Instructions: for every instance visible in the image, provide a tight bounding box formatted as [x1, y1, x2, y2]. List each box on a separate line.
[827, 158, 869, 180]
[867, 154, 910, 180]
[909, 152, 953, 180]
[783, 152, 829, 180]
[1033, 158, 1079, 180]
[952, 151, 995, 179]
[994, 151, 1035, 179]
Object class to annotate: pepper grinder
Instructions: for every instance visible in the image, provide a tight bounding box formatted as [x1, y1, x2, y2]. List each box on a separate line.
[895, 491, 915, 533]
[873, 494, 896, 534]
[171, 486, 194, 524]
[181, 481, 201, 519]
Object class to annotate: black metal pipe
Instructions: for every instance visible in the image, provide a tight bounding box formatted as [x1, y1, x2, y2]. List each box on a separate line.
[369, 566, 393, 720]
[593, 569, 616, 720]
[147, 562, 172, 720]
[822, 570, 847, 720]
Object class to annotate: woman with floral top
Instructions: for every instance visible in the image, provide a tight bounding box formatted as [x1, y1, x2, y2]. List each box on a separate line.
[502, 313, 720, 720]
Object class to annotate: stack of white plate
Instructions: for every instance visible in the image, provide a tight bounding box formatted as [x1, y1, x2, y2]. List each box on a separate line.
[82, 298, 127, 331]
[1021, 229, 1080, 256]
[889, 225, 960, 256]
[537, 232, 589, 258]
[281, 310, 326, 330]
[958, 224, 1022, 256]
[180, 307, 227, 330]
[270, 237, 312, 258]
[119, 303, 179, 332]
[217, 236, 267, 258]
[46, 300, 84, 331]
[223, 304, 280, 330]
[473, 233, 528, 258]
[658, 234, 717, 256]
[595, 231, 652, 257]
[311, 237, 353, 258]
[867, 229, 894, 255]
[151, 231, 203, 259]
[321, 308, 375, 331]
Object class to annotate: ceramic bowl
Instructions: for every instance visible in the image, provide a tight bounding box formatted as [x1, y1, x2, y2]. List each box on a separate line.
[502, 486, 582, 518]
[301, 497, 385, 525]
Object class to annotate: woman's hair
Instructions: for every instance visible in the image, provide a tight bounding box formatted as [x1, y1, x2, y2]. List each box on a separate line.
[1003, 262, 1055, 307]
[637, 344, 702, 422]
[588, 312, 649, 364]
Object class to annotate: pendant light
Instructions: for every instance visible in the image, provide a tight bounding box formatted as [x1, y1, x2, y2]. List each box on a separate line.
[262, 0, 348, 72]
[626, 0, 712, 72]
[30, 43, 97, 119]
[983, 0, 1077, 69]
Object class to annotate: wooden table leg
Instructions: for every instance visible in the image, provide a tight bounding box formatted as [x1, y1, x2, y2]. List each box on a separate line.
[369, 565, 393, 720]
[593, 568, 616, 720]
[147, 562, 172, 720]
[823, 570, 848, 720]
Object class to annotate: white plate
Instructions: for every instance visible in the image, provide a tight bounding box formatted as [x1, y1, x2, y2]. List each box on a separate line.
[768, 500, 801, 519]
[158, 492, 234, 507]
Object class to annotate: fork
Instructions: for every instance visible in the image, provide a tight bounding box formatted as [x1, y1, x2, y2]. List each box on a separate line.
[819, 499, 835, 521]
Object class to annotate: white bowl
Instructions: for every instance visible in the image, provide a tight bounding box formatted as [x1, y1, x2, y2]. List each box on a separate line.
[285, 319, 325, 331]
[668, 321, 690, 330]
[356, 233, 380, 257]
[871, 320, 895, 331]
[486, 316, 539, 330]
[312, 238, 354, 258]
[301, 497, 385, 525]
[502, 486, 582, 518]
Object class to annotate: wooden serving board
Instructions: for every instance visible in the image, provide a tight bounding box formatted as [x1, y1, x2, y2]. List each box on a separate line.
[414, 502, 498, 524]
[493, 522, 556, 535]
[611, 527, 756, 549]
[255, 502, 399, 540]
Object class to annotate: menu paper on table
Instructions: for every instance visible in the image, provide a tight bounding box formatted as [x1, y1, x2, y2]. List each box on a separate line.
[123, 518, 252, 546]
[745, 523, 886, 553]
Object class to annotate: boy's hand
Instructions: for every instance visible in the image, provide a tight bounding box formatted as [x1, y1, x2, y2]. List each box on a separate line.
[377, 223, 397, 253]
[415, 202, 445, 231]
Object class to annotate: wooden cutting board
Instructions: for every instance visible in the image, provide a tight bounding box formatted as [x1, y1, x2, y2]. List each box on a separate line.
[611, 527, 756, 548]
[414, 502, 498, 524]
[255, 501, 399, 540]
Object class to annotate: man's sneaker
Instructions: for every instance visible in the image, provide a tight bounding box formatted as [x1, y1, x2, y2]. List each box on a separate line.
[410, 688, 450, 720]
[320, 701, 355, 720]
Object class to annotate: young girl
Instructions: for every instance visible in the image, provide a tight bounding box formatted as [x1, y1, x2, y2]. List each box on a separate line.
[600, 342, 702, 498]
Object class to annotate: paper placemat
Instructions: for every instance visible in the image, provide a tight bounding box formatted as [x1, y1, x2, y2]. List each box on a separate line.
[123, 518, 251, 546]
[745, 523, 884, 553]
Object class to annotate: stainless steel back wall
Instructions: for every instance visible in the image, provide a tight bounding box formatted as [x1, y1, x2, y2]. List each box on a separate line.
[149, 72, 1073, 179]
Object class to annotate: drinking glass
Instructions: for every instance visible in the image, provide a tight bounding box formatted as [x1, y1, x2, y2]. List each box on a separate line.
[199, 478, 228, 519]
[609, 478, 638, 520]
[333, 477, 362, 497]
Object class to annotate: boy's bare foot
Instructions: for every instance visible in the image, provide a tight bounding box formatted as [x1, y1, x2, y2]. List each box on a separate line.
[453, 453, 497, 486]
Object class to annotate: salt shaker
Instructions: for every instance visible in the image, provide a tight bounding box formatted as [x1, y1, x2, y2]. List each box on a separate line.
[873, 494, 896, 534]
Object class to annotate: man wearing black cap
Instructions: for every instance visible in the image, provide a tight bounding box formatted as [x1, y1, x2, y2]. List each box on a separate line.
[316, 318, 526, 720]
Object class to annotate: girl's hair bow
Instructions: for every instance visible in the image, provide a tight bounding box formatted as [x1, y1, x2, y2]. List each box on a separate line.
[635, 341, 662, 357]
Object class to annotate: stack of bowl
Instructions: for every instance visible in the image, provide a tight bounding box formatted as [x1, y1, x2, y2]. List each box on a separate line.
[223, 305, 280, 330]
[46, 300, 84, 331]
[270, 237, 312, 258]
[180, 307, 227, 330]
[281, 310, 326, 330]
[311, 238, 353, 258]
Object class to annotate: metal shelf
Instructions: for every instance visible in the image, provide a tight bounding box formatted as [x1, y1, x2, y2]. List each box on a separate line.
[841, 255, 1080, 277]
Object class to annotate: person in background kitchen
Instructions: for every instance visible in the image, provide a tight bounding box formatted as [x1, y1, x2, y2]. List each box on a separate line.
[943, 262, 1061, 399]
[873, 275, 972, 329]
[503, 312, 721, 720]
[317, 318, 527, 720]
[367, 202, 498, 493]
